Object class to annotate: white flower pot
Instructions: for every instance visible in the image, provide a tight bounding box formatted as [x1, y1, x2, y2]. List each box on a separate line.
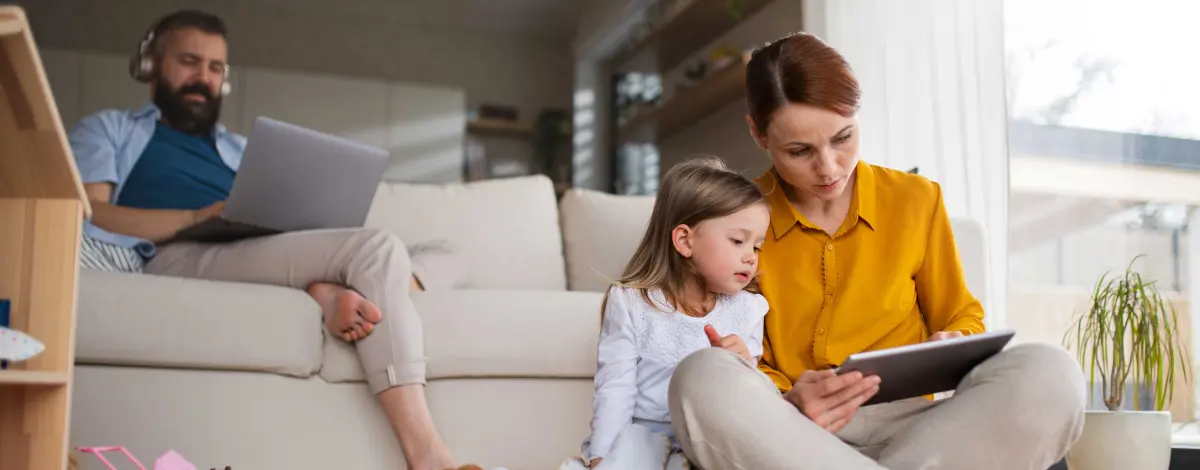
[1066, 410, 1171, 470]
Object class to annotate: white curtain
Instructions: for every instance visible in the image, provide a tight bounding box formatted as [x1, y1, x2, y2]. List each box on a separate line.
[804, 0, 1010, 329]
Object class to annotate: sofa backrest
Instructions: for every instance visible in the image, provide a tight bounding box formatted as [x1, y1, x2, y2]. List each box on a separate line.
[366, 175, 567, 290]
[559, 188, 990, 311]
[559, 188, 654, 292]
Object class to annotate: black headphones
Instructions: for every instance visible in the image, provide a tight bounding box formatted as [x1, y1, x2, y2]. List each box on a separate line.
[128, 13, 232, 96]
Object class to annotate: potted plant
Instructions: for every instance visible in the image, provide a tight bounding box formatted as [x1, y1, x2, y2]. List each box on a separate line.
[1064, 255, 1191, 470]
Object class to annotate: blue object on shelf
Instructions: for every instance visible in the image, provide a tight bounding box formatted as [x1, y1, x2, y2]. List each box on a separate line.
[0, 299, 9, 369]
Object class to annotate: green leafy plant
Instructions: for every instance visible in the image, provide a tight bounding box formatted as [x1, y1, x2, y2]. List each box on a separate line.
[1065, 255, 1191, 412]
[727, 0, 747, 20]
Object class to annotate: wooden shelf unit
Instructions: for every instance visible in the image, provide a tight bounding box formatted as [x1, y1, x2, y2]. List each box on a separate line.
[0, 6, 90, 470]
[610, 0, 773, 72]
[620, 56, 749, 142]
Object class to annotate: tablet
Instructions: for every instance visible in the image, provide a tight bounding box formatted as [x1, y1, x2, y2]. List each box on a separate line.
[835, 329, 1016, 406]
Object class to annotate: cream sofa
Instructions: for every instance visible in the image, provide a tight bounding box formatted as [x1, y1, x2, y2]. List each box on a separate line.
[69, 174, 990, 470]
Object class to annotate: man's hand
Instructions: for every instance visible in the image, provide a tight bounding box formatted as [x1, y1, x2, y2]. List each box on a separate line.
[85, 183, 230, 242]
[190, 201, 226, 224]
[704, 324, 750, 361]
[927, 331, 964, 342]
[782, 369, 880, 434]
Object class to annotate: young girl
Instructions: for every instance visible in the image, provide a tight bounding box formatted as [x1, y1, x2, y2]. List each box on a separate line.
[566, 157, 771, 469]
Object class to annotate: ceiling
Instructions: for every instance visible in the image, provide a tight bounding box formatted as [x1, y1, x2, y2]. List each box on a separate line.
[236, 0, 585, 39]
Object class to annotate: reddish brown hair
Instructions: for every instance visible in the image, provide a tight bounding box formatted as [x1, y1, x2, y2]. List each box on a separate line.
[745, 32, 861, 134]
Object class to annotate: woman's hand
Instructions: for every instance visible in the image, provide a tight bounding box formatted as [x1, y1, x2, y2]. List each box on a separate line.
[588, 457, 602, 468]
[782, 369, 880, 434]
[927, 330, 964, 342]
[704, 325, 751, 361]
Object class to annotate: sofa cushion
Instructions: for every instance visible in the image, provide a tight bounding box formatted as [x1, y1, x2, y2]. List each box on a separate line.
[366, 175, 567, 291]
[558, 188, 990, 306]
[76, 270, 323, 377]
[320, 289, 603, 383]
[559, 188, 655, 292]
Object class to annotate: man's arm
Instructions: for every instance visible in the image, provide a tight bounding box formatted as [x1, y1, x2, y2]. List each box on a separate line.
[84, 183, 222, 243]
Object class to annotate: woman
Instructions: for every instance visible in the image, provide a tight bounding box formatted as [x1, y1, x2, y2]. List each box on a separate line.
[666, 32, 1086, 469]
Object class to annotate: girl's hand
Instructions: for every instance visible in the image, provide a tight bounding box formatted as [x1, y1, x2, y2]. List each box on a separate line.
[782, 369, 880, 434]
[588, 457, 602, 468]
[704, 324, 751, 361]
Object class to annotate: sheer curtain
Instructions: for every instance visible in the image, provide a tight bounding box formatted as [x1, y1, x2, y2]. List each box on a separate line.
[803, 0, 1011, 329]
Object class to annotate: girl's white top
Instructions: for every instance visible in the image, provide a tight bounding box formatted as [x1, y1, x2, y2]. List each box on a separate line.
[582, 285, 769, 460]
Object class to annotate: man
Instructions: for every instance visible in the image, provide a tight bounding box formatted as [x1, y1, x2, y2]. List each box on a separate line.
[71, 10, 473, 470]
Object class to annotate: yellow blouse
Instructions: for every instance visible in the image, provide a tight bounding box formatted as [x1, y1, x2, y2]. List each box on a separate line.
[755, 160, 986, 392]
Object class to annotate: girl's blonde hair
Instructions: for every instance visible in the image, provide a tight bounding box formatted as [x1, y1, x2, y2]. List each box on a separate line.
[603, 156, 766, 318]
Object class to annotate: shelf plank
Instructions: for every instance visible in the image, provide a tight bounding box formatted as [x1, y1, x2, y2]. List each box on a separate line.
[0, 5, 91, 217]
[0, 370, 68, 386]
[467, 119, 534, 137]
[610, 0, 774, 73]
[620, 57, 748, 142]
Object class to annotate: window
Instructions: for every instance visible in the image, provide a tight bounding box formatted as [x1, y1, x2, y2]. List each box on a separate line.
[1004, 0, 1200, 440]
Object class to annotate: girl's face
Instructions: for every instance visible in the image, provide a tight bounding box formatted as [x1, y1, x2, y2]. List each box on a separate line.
[749, 102, 861, 202]
[672, 203, 770, 295]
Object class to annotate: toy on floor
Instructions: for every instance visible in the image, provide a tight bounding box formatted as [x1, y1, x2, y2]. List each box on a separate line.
[75, 446, 229, 470]
[0, 326, 44, 366]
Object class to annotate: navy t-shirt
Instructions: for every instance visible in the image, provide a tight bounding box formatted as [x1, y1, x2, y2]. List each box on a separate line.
[117, 121, 235, 210]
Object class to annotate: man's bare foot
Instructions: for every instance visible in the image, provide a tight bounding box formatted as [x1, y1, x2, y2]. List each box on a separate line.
[409, 445, 458, 470]
[306, 282, 383, 342]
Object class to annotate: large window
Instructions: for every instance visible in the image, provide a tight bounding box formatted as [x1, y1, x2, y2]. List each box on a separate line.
[1004, 0, 1200, 439]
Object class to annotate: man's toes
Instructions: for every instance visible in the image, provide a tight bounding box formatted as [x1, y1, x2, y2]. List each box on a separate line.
[358, 300, 383, 325]
[361, 322, 375, 335]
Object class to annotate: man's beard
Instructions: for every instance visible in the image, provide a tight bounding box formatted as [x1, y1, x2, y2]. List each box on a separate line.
[153, 80, 222, 136]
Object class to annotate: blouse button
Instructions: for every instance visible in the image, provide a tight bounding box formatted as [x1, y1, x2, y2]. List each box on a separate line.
[817, 328, 826, 336]
[826, 244, 833, 251]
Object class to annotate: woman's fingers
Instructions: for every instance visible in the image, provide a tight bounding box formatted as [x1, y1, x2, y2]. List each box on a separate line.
[927, 330, 965, 342]
[828, 374, 881, 407]
[798, 369, 837, 383]
[812, 377, 879, 429]
[818, 383, 880, 429]
[818, 371, 864, 396]
[823, 413, 854, 434]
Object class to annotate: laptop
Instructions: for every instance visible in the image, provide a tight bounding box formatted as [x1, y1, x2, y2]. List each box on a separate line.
[168, 117, 390, 244]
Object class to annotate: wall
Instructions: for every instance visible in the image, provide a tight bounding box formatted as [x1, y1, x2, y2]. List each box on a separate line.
[658, 0, 805, 179]
[572, 0, 649, 191]
[16, 0, 575, 179]
[803, 0, 1011, 328]
[39, 47, 466, 183]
